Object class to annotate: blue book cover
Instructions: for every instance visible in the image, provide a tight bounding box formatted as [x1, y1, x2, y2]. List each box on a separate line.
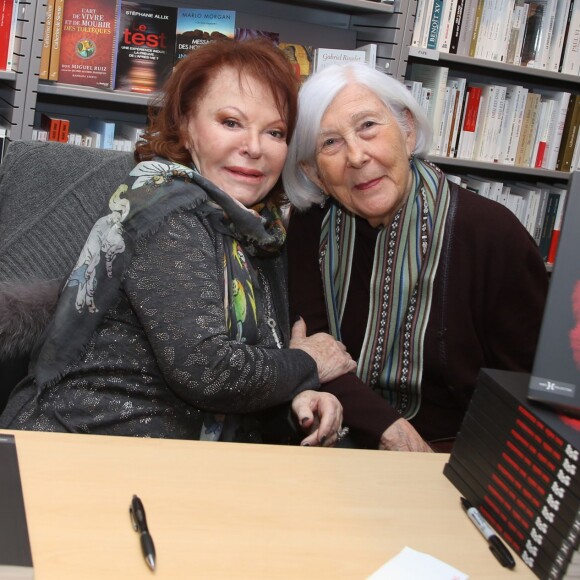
[427, 0, 444, 50]
[175, 8, 235, 63]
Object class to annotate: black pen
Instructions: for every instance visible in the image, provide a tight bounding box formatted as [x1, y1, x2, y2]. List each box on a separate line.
[130, 494, 156, 571]
[461, 497, 515, 569]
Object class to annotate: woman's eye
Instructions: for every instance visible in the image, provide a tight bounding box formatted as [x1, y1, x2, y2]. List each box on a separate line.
[223, 119, 239, 128]
[362, 120, 376, 129]
[270, 129, 285, 139]
[322, 138, 336, 148]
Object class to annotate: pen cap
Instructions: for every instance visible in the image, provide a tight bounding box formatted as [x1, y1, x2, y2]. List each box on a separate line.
[489, 535, 515, 569]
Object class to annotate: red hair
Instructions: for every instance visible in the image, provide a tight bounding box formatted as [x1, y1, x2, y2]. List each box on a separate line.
[135, 39, 299, 204]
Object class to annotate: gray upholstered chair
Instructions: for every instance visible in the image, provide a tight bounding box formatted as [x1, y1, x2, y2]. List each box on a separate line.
[0, 140, 135, 407]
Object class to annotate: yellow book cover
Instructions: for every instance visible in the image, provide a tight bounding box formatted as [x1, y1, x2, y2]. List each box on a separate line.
[39, 0, 55, 79]
[48, 0, 64, 81]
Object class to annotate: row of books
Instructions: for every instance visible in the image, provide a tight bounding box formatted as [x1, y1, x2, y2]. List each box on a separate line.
[41, 1, 377, 94]
[447, 173, 567, 264]
[412, 0, 580, 75]
[0, 0, 20, 71]
[407, 64, 580, 172]
[444, 368, 580, 579]
[34, 113, 143, 152]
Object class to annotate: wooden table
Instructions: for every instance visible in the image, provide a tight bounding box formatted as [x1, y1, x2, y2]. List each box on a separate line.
[4, 430, 535, 579]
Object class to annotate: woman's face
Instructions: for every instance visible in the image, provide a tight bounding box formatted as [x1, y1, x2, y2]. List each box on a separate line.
[184, 67, 288, 207]
[304, 83, 416, 228]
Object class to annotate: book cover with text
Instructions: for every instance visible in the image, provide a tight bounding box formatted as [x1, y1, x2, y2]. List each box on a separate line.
[174, 8, 235, 63]
[115, 2, 176, 94]
[58, 0, 122, 88]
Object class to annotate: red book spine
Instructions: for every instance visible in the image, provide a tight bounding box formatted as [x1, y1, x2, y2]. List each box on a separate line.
[0, 0, 15, 70]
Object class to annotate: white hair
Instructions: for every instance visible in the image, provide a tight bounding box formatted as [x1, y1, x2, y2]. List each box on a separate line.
[282, 63, 433, 210]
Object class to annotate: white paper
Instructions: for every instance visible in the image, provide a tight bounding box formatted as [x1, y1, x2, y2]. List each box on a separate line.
[367, 546, 469, 580]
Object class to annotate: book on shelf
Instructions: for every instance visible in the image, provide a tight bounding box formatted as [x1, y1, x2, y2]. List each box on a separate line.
[468, 0, 486, 57]
[537, 185, 564, 261]
[39, 0, 56, 79]
[312, 47, 367, 72]
[531, 96, 555, 169]
[436, 0, 459, 53]
[411, 0, 433, 47]
[420, 0, 442, 48]
[514, 91, 542, 167]
[40, 113, 69, 143]
[0, 0, 19, 71]
[54, 0, 122, 89]
[455, 0, 479, 56]
[174, 8, 235, 63]
[478, 83, 507, 163]
[0, 434, 34, 580]
[114, 1, 177, 94]
[510, 0, 531, 65]
[535, 0, 559, 69]
[426, 0, 443, 50]
[234, 28, 279, 44]
[278, 43, 313, 84]
[358, 42, 378, 69]
[561, 1, 580, 75]
[496, 84, 528, 165]
[89, 118, 115, 149]
[448, 0, 465, 54]
[546, 186, 568, 265]
[444, 75, 467, 157]
[547, 0, 572, 72]
[557, 94, 580, 172]
[533, 89, 571, 171]
[48, 0, 64, 81]
[520, 1, 547, 68]
[455, 84, 483, 160]
[408, 63, 449, 156]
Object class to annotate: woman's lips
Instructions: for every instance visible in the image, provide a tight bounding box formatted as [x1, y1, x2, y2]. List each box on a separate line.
[355, 176, 382, 191]
[226, 166, 264, 180]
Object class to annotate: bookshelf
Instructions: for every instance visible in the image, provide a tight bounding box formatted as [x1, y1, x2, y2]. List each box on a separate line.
[401, 0, 580, 264]
[0, 0, 408, 143]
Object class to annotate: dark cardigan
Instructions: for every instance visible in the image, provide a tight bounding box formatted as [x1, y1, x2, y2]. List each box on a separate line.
[287, 182, 549, 449]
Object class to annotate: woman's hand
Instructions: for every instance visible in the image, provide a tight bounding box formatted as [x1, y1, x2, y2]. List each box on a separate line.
[378, 418, 433, 452]
[291, 390, 344, 447]
[290, 318, 357, 383]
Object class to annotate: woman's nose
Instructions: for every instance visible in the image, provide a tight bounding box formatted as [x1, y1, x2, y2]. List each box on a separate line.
[345, 139, 369, 168]
[242, 132, 262, 158]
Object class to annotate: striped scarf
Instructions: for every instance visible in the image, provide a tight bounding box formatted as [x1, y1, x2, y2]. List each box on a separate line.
[319, 158, 450, 418]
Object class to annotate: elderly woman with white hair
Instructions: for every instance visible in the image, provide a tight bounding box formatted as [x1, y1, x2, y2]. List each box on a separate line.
[283, 63, 549, 452]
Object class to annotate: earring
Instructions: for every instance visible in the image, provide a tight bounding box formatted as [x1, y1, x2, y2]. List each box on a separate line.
[319, 189, 328, 208]
[409, 153, 415, 168]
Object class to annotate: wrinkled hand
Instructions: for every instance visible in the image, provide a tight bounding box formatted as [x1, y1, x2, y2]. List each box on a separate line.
[290, 318, 357, 383]
[291, 390, 344, 447]
[378, 418, 433, 452]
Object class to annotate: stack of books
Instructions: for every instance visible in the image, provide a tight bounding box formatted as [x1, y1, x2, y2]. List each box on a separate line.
[444, 368, 580, 579]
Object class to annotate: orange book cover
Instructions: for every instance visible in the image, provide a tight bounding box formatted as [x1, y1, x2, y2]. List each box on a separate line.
[41, 113, 61, 141]
[58, 0, 121, 88]
[48, 0, 64, 81]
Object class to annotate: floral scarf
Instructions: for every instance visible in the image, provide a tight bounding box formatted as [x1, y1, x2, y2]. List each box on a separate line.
[319, 158, 450, 419]
[33, 158, 286, 391]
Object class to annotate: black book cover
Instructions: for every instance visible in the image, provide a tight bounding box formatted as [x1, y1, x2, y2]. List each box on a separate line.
[529, 169, 580, 413]
[452, 419, 580, 549]
[114, 1, 177, 94]
[0, 434, 33, 578]
[443, 460, 554, 579]
[445, 455, 570, 579]
[465, 382, 580, 501]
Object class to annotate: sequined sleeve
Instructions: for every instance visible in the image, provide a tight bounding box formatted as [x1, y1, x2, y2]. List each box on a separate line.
[123, 210, 319, 413]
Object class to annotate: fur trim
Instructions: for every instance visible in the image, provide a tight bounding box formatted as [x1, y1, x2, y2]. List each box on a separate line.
[0, 279, 62, 359]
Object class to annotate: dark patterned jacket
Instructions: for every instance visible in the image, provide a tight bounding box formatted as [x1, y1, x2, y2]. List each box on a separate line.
[1, 208, 318, 442]
[287, 182, 549, 450]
